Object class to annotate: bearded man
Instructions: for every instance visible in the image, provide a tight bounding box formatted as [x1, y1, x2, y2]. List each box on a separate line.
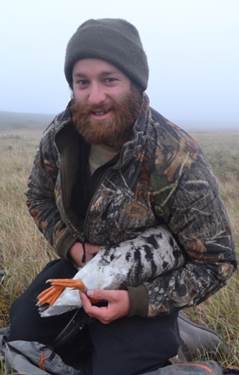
[6, 18, 236, 375]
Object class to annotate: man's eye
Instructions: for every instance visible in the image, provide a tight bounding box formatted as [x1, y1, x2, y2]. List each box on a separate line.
[104, 77, 117, 84]
[76, 79, 89, 87]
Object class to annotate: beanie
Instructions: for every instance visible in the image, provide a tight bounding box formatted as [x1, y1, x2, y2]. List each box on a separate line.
[64, 18, 149, 91]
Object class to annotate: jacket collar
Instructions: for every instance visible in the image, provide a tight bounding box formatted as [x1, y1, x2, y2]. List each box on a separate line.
[114, 94, 151, 169]
[53, 100, 73, 134]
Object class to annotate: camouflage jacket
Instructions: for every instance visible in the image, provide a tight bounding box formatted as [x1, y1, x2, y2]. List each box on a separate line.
[26, 95, 237, 317]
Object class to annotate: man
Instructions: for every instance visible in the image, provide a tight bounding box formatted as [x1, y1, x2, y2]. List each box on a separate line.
[6, 18, 236, 375]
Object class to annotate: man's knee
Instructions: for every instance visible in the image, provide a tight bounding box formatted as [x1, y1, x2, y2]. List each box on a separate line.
[88, 313, 180, 375]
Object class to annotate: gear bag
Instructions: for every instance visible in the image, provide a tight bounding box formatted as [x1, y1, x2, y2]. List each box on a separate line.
[1, 327, 238, 375]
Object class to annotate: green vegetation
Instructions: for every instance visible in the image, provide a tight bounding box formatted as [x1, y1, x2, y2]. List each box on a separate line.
[0, 122, 238, 371]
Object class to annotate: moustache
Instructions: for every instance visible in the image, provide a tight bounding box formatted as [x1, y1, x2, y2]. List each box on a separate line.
[72, 101, 115, 117]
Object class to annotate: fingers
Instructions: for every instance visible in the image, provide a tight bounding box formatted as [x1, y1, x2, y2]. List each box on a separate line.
[84, 244, 103, 263]
[85, 244, 102, 254]
[81, 289, 130, 324]
[80, 292, 111, 324]
[86, 289, 115, 301]
[69, 243, 103, 266]
[69, 242, 85, 267]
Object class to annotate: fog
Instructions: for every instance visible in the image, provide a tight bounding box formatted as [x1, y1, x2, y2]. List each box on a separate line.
[0, 0, 238, 128]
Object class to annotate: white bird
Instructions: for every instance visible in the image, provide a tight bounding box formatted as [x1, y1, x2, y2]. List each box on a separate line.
[37, 226, 184, 317]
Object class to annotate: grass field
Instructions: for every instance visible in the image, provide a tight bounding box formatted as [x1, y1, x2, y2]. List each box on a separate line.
[0, 124, 238, 371]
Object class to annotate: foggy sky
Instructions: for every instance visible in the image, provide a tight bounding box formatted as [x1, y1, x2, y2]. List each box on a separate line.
[0, 0, 238, 127]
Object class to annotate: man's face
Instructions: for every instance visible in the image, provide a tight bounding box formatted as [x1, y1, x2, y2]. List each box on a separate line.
[70, 58, 142, 148]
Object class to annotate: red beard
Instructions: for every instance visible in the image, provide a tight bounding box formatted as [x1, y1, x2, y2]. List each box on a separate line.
[70, 87, 142, 149]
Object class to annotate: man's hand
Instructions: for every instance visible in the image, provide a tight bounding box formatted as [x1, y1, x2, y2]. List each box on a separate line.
[80, 289, 130, 324]
[69, 242, 102, 267]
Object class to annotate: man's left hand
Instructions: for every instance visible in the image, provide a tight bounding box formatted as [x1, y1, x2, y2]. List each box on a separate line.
[80, 289, 130, 324]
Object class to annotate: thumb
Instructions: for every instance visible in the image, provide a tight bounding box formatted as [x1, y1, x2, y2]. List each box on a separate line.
[87, 289, 113, 301]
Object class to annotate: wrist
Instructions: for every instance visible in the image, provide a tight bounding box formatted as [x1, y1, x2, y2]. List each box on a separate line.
[127, 285, 148, 317]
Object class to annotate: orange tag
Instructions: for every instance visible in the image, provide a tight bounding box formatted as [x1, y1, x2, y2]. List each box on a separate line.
[39, 352, 46, 370]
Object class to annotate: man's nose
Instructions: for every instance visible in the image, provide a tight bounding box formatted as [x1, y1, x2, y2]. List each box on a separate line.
[87, 83, 106, 105]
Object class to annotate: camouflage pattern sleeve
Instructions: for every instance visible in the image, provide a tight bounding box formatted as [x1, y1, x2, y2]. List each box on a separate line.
[25, 127, 77, 258]
[145, 153, 237, 317]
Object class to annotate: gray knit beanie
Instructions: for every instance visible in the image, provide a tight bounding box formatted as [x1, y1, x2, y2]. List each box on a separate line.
[64, 18, 149, 91]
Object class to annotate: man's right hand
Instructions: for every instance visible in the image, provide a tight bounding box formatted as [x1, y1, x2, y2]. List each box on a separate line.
[69, 242, 102, 267]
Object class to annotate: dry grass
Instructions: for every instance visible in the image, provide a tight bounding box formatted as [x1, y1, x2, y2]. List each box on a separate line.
[0, 127, 238, 371]
[0, 130, 54, 318]
[185, 130, 239, 367]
